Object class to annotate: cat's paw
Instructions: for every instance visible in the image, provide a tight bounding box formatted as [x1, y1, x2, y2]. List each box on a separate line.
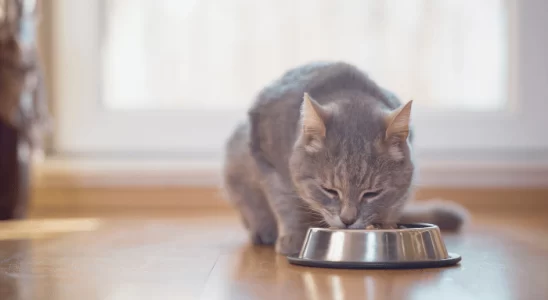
[249, 227, 278, 245]
[275, 234, 306, 256]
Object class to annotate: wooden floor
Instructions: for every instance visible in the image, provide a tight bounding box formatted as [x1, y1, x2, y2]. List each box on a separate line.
[1, 209, 548, 300]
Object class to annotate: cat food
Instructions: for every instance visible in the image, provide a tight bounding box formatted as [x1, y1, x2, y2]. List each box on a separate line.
[364, 224, 407, 230]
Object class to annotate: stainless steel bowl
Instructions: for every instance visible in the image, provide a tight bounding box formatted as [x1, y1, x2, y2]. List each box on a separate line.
[287, 223, 461, 269]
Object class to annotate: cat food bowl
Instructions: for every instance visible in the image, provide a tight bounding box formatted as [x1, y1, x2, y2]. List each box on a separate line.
[287, 223, 461, 269]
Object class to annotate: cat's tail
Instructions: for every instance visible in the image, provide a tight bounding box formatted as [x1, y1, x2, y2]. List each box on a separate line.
[399, 200, 470, 231]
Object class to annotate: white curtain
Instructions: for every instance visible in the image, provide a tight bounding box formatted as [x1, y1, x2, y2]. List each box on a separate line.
[101, 0, 507, 111]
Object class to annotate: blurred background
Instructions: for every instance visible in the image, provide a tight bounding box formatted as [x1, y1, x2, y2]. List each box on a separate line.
[2, 2, 548, 298]
[2, 0, 548, 218]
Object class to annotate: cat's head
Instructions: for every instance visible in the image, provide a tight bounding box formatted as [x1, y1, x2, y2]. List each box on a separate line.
[289, 93, 415, 229]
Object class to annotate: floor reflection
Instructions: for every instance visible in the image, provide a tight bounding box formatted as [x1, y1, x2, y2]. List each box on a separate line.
[228, 244, 463, 300]
[297, 267, 447, 300]
[0, 240, 32, 300]
[0, 218, 101, 240]
[0, 212, 546, 300]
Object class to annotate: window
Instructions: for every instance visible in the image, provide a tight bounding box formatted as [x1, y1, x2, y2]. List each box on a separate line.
[52, 0, 548, 169]
[102, 0, 507, 112]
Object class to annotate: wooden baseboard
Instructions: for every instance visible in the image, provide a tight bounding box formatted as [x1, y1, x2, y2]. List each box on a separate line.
[30, 186, 548, 215]
[34, 157, 548, 188]
[414, 188, 548, 212]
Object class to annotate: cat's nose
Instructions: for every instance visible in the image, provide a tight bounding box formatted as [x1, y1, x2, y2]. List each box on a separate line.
[340, 216, 356, 226]
[340, 205, 358, 226]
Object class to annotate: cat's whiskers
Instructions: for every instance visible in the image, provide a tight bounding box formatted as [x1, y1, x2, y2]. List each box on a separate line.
[300, 218, 329, 228]
[292, 202, 331, 226]
[294, 201, 324, 214]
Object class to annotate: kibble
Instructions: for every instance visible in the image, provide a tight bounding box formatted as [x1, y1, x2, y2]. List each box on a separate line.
[364, 224, 407, 230]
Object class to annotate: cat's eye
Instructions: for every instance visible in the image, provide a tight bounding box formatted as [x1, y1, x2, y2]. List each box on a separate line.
[321, 186, 340, 198]
[362, 191, 382, 200]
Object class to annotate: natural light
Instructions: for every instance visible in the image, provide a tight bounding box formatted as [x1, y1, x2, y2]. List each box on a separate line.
[101, 0, 507, 112]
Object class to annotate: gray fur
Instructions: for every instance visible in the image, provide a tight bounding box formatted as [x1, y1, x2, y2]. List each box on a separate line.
[222, 61, 467, 255]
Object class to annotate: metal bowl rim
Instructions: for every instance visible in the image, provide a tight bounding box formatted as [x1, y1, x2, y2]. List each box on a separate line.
[287, 252, 462, 269]
[307, 223, 440, 234]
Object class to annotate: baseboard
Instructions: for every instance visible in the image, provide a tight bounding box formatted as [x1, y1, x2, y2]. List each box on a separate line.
[30, 186, 548, 216]
[29, 157, 548, 215]
[33, 157, 548, 188]
[416, 161, 548, 187]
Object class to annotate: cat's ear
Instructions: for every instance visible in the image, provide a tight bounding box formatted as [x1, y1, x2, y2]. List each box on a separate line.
[385, 100, 413, 141]
[300, 93, 328, 152]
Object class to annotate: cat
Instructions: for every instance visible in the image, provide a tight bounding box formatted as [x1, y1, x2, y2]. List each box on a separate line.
[222, 61, 468, 255]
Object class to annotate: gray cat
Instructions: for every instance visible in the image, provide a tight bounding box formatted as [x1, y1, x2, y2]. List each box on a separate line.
[222, 61, 468, 255]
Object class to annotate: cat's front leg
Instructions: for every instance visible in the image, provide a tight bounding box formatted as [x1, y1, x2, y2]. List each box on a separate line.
[258, 170, 312, 255]
[275, 228, 309, 255]
[271, 193, 311, 256]
[275, 198, 325, 255]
